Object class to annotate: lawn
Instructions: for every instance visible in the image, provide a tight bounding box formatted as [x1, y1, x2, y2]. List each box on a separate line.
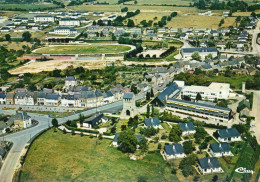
[19, 129, 178, 181]
[34, 45, 132, 54]
[208, 75, 253, 89]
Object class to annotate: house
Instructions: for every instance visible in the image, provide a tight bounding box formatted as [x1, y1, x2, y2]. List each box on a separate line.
[34, 15, 55, 22]
[93, 12, 104, 16]
[0, 119, 13, 134]
[61, 94, 80, 107]
[0, 93, 6, 104]
[236, 42, 244, 48]
[179, 122, 196, 135]
[6, 93, 15, 105]
[103, 91, 114, 104]
[9, 112, 32, 129]
[112, 133, 143, 147]
[64, 76, 77, 89]
[45, 94, 60, 106]
[217, 128, 241, 142]
[198, 157, 222, 174]
[144, 117, 162, 129]
[36, 92, 46, 105]
[163, 144, 185, 160]
[210, 142, 232, 157]
[82, 113, 108, 128]
[181, 47, 218, 60]
[59, 18, 80, 26]
[129, 28, 142, 35]
[14, 92, 35, 105]
[137, 83, 149, 92]
[49, 27, 77, 35]
[210, 30, 218, 37]
[0, 27, 10, 33]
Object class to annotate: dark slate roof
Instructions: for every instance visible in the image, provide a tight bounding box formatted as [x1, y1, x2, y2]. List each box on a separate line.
[217, 128, 241, 139]
[151, 83, 180, 106]
[164, 144, 184, 155]
[123, 92, 134, 99]
[144, 117, 161, 127]
[65, 76, 77, 81]
[8, 112, 30, 125]
[179, 122, 195, 132]
[182, 47, 217, 53]
[46, 94, 59, 100]
[198, 157, 221, 169]
[113, 133, 143, 143]
[0, 145, 6, 158]
[84, 113, 105, 127]
[103, 91, 113, 98]
[210, 142, 231, 153]
[37, 92, 46, 99]
[0, 93, 6, 99]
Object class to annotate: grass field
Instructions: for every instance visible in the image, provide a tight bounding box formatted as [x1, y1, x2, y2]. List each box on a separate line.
[167, 15, 236, 28]
[0, 41, 33, 51]
[20, 129, 178, 181]
[35, 45, 132, 54]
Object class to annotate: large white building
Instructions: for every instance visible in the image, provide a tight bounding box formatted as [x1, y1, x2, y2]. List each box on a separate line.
[59, 18, 80, 26]
[181, 82, 230, 101]
[34, 15, 55, 22]
[49, 27, 77, 35]
[181, 47, 218, 60]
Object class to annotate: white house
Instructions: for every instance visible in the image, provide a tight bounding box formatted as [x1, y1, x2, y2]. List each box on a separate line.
[44, 94, 60, 106]
[61, 94, 80, 107]
[64, 76, 77, 90]
[181, 82, 230, 101]
[14, 92, 35, 105]
[217, 128, 241, 142]
[198, 157, 223, 174]
[210, 142, 232, 157]
[59, 18, 80, 26]
[179, 122, 196, 135]
[164, 144, 185, 160]
[36, 92, 46, 106]
[82, 113, 108, 128]
[49, 27, 77, 35]
[34, 15, 55, 22]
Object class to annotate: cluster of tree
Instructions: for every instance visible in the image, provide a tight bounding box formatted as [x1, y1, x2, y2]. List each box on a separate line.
[128, 116, 139, 128]
[154, 12, 177, 27]
[194, 127, 208, 144]
[118, 36, 142, 45]
[124, 44, 143, 58]
[218, 18, 225, 27]
[113, 9, 140, 26]
[183, 141, 194, 154]
[93, 19, 112, 26]
[160, 46, 176, 58]
[121, 7, 128, 12]
[68, 0, 91, 6]
[140, 20, 153, 27]
[118, 0, 131, 4]
[146, 104, 157, 118]
[145, 88, 154, 100]
[139, 126, 159, 137]
[169, 124, 182, 142]
[179, 154, 197, 177]
[246, 71, 260, 90]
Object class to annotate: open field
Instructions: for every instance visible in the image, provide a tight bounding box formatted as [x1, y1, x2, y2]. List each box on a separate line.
[167, 15, 236, 28]
[136, 0, 192, 6]
[19, 129, 177, 181]
[0, 4, 58, 10]
[0, 41, 32, 51]
[34, 45, 132, 54]
[69, 5, 198, 13]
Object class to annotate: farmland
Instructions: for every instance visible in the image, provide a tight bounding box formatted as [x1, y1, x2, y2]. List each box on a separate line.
[19, 129, 177, 182]
[34, 45, 132, 54]
[0, 4, 58, 11]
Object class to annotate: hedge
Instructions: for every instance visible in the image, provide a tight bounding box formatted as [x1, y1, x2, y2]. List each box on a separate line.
[63, 124, 99, 134]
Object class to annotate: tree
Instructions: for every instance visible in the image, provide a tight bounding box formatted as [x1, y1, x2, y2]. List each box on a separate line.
[212, 175, 218, 182]
[51, 118, 58, 127]
[146, 92, 150, 100]
[98, 134, 103, 140]
[150, 88, 154, 97]
[191, 51, 201, 61]
[196, 93, 202, 101]
[127, 19, 135, 27]
[117, 130, 137, 153]
[79, 114, 84, 127]
[194, 127, 207, 144]
[183, 141, 193, 154]
[5, 34, 11, 41]
[169, 125, 182, 143]
[219, 18, 225, 27]
[158, 143, 162, 149]
[179, 154, 197, 177]
[138, 137, 148, 152]
[146, 104, 150, 118]
[22, 31, 31, 42]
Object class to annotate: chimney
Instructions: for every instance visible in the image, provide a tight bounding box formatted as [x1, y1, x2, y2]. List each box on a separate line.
[208, 158, 211, 164]
[172, 145, 175, 151]
[219, 143, 221, 148]
[185, 123, 188, 128]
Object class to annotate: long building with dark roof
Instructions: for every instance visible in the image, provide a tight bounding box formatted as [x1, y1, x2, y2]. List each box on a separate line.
[165, 98, 232, 123]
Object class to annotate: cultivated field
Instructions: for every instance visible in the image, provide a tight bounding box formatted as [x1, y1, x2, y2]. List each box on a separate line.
[34, 45, 132, 54]
[19, 130, 177, 181]
[0, 4, 58, 10]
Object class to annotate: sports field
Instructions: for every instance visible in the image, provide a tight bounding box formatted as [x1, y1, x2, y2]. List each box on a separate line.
[19, 130, 178, 181]
[35, 45, 132, 54]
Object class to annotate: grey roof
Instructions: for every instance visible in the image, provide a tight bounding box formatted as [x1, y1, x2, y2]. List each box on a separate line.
[43, 88, 53, 94]
[0, 93, 6, 99]
[84, 113, 106, 127]
[198, 157, 221, 169]
[210, 142, 231, 153]
[164, 144, 184, 155]
[15, 92, 34, 99]
[8, 112, 30, 127]
[179, 122, 195, 132]
[0, 145, 6, 158]
[65, 76, 77, 81]
[37, 92, 46, 99]
[46, 94, 59, 100]
[144, 117, 161, 127]
[217, 128, 240, 139]
[123, 92, 134, 99]
[103, 91, 113, 98]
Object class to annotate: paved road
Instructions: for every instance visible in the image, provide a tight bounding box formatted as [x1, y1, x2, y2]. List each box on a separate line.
[251, 20, 260, 57]
[0, 79, 172, 182]
[250, 90, 260, 144]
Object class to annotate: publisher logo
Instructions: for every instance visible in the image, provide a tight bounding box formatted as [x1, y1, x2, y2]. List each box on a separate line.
[235, 167, 254, 174]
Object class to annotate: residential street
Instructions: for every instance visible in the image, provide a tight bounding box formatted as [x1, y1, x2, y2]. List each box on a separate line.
[251, 20, 260, 56]
[250, 90, 260, 143]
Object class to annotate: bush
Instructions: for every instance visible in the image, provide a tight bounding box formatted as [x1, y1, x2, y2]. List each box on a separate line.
[64, 124, 99, 134]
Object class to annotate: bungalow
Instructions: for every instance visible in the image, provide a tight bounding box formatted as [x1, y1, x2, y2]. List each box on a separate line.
[198, 157, 222, 174]
[9, 112, 32, 129]
[45, 94, 60, 106]
[217, 128, 241, 142]
[179, 122, 196, 135]
[236, 42, 244, 48]
[210, 142, 232, 157]
[144, 117, 162, 129]
[0, 93, 6, 104]
[164, 144, 185, 160]
[82, 113, 108, 128]
[112, 133, 143, 147]
[0, 27, 10, 33]
[210, 30, 218, 37]
[6, 23, 16, 29]
[93, 12, 104, 16]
